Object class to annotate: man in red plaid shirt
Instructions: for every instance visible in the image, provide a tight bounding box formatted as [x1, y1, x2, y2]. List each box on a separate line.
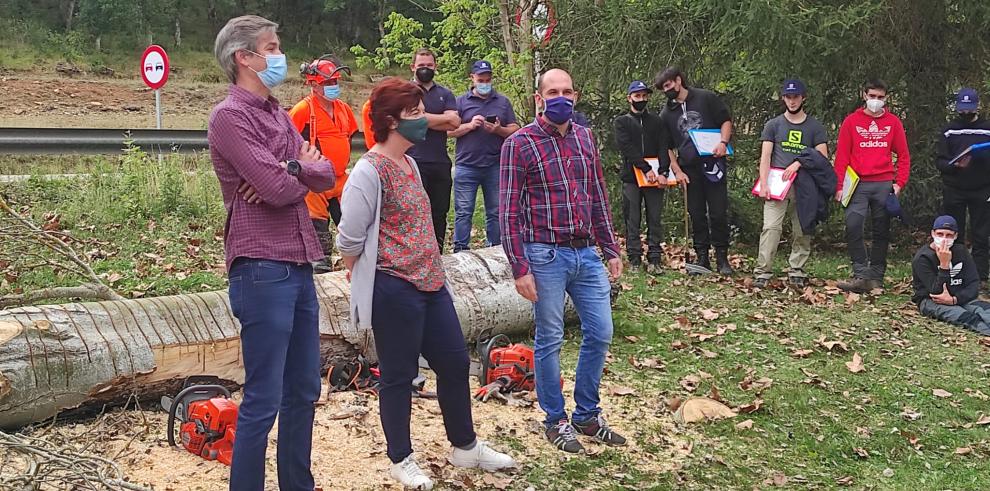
[499, 68, 626, 454]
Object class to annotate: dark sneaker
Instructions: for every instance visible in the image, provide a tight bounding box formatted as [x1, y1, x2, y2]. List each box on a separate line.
[545, 419, 585, 454]
[788, 276, 807, 288]
[837, 277, 874, 293]
[628, 256, 642, 268]
[753, 277, 769, 289]
[573, 415, 627, 446]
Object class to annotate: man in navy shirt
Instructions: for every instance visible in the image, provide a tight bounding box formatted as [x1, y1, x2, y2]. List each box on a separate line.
[408, 48, 460, 251]
[449, 60, 519, 252]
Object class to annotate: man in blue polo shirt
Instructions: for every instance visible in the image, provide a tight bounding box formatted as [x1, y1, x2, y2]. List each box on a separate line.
[449, 60, 520, 252]
[409, 47, 461, 251]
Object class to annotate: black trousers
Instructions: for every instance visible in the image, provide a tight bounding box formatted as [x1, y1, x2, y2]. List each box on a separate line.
[416, 160, 453, 253]
[622, 182, 665, 260]
[683, 165, 729, 251]
[943, 185, 990, 281]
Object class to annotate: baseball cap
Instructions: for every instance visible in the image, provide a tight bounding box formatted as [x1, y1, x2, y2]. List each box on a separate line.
[471, 60, 493, 75]
[956, 88, 979, 112]
[933, 215, 958, 232]
[781, 79, 806, 96]
[885, 193, 905, 222]
[627, 80, 653, 95]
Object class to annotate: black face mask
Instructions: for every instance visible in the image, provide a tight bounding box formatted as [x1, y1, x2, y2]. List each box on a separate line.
[631, 100, 649, 112]
[415, 67, 435, 84]
[958, 112, 979, 122]
[786, 103, 804, 115]
[664, 89, 679, 101]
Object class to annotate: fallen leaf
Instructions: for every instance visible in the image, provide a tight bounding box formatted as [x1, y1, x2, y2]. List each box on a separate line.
[619, 282, 633, 291]
[690, 332, 716, 342]
[974, 414, 990, 425]
[699, 348, 718, 359]
[667, 397, 683, 412]
[680, 374, 701, 392]
[701, 309, 719, 321]
[735, 419, 754, 430]
[708, 384, 722, 402]
[932, 388, 953, 399]
[671, 340, 689, 350]
[955, 446, 972, 456]
[737, 398, 764, 414]
[772, 472, 788, 486]
[853, 447, 869, 458]
[836, 476, 854, 486]
[481, 474, 513, 490]
[844, 292, 861, 304]
[610, 385, 636, 396]
[791, 348, 814, 358]
[817, 336, 849, 352]
[624, 335, 640, 343]
[672, 397, 737, 423]
[845, 352, 865, 373]
[900, 408, 923, 421]
[882, 468, 894, 478]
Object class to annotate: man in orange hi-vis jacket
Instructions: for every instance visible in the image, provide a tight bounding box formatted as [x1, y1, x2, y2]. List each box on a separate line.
[288, 55, 358, 273]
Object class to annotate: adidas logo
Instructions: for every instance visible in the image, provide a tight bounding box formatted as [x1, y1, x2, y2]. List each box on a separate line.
[855, 121, 892, 146]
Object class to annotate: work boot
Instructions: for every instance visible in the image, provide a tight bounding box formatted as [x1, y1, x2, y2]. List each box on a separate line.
[715, 248, 733, 275]
[646, 258, 663, 275]
[448, 440, 517, 471]
[573, 415, 627, 446]
[837, 277, 881, 294]
[689, 249, 711, 276]
[390, 455, 434, 490]
[753, 277, 770, 289]
[788, 275, 808, 288]
[628, 255, 642, 269]
[545, 419, 585, 454]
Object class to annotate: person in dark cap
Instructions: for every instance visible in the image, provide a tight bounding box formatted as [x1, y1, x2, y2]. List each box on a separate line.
[449, 60, 519, 252]
[753, 79, 829, 288]
[935, 88, 990, 289]
[912, 215, 990, 335]
[613, 80, 670, 273]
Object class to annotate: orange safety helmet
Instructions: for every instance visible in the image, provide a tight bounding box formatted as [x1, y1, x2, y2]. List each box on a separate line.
[299, 54, 352, 85]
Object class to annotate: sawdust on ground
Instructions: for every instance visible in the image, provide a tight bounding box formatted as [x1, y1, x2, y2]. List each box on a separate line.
[25, 375, 692, 490]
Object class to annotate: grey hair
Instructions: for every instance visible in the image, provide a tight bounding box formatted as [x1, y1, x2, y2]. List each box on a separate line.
[214, 15, 278, 84]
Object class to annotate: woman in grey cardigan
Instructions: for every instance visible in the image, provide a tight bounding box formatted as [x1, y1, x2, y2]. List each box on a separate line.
[335, 77, 515, 490]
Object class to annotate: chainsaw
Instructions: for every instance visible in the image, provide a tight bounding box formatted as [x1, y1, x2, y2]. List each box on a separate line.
[472, 328, 543, 401]
[161, 376, 237, 466]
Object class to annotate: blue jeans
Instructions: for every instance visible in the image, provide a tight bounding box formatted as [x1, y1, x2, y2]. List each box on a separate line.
[525, 243, 614, 426]
[227, 259, 321, 491]
[453, 164, 500, 252]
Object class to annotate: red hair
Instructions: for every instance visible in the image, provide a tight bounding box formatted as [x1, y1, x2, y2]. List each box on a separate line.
[369, 77, 424, 144]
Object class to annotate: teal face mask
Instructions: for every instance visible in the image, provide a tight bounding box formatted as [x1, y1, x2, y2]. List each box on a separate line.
[248, 51, 287, 89]
[323, 85, 341, 100]
[475, 83, 492, 96]
[396, 116, 428, 143]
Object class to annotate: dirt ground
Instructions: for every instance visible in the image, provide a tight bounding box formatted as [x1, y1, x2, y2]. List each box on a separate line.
[0, 74, 374, 130]
[15, 375, 691, 491]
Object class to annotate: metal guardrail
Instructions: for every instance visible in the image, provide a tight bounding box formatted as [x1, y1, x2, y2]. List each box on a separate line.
[0, 127, 366, 155]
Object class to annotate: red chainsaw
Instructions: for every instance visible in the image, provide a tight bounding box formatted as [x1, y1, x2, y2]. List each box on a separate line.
[473, 328, 557, 402]
[161, 376, 237, 466]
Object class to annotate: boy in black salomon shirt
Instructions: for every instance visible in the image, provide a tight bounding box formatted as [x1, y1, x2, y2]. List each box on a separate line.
[912, 215, 990, 335]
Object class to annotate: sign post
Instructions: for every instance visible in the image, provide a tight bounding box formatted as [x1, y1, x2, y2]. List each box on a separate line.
[140, 45, 170, 129]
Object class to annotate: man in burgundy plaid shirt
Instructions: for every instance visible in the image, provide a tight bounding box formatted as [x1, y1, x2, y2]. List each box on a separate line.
[499, 68, 627, 454]
[208, 15, 333, 491]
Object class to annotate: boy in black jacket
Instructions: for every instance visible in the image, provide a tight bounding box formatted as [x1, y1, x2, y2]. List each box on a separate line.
[613, 80, 670, 273]
[912, 215, 990, 335]
[935, 88, 990, 285]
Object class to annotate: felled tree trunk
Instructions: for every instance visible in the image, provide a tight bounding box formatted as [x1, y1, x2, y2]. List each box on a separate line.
[0, 247, 565, 430]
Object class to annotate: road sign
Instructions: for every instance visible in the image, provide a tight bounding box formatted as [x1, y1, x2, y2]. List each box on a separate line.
[140, 45, 169, 90]
[140, 45, 169, 130]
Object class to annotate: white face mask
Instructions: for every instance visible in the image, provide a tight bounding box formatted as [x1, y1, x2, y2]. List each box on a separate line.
[866, 98, 885, 113]
[933, 236, 955, 249]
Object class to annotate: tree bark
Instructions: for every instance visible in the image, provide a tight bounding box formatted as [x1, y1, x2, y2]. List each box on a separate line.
[0, 247, 572, 429]
[64, 0, 76, 31]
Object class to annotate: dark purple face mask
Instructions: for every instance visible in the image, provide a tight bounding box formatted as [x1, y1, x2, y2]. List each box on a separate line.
[542, 96, 574, 124]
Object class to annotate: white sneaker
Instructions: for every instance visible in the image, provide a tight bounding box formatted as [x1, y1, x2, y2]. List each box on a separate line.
[389, 455, 434, 490]
[448, 440, 518, 471]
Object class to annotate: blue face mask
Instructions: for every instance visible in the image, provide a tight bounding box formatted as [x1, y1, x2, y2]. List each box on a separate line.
[323, 85, 341, 100]
[541, 96, 574, 125]
[475, 83, 492, 96]
[249, 51, 287, 89]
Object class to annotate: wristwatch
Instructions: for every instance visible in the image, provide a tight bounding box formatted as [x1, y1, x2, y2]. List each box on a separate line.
[285, 159, 301, 177]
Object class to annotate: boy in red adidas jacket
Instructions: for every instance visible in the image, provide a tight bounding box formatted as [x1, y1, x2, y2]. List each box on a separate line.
[834, 79, 911, 293]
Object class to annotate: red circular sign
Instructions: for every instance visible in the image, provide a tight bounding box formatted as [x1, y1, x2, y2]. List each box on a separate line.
[140, 45, 170, 90]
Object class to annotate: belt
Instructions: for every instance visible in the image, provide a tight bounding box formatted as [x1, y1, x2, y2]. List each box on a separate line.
[542, 238, 591, 249]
